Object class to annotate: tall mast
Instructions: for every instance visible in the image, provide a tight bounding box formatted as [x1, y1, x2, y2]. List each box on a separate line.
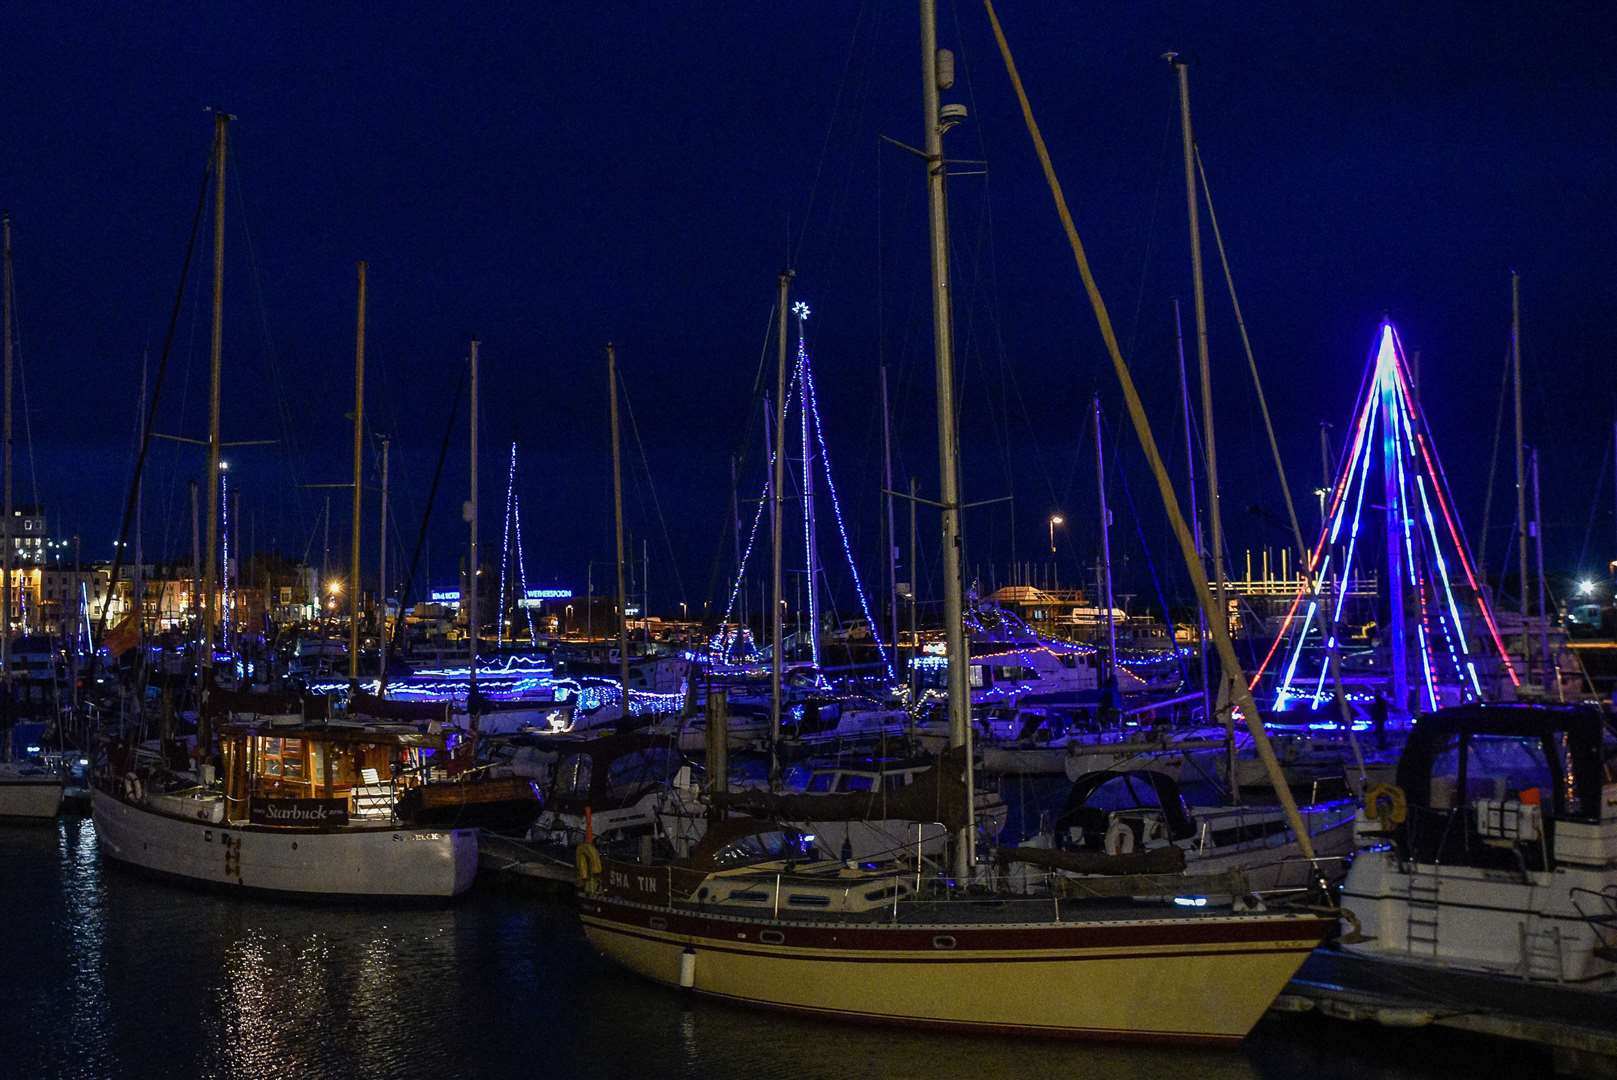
[769, 272, 791, 786]
[199, 111, 228, 749]
[881, 364, 900, 665]
[320, 494, 330, 609]
[908, 475, 919, 699]
[377, 434, 389, 633]
[1380, 328, 1410, 714]
[1167, 55, 1228, 715]
[348, 260, 366, 684]
[921, 0, 975, 879]
[729, 453, 743, 630]
[606, 344, 631, 704]
[1531, 447, 1555, 698]
[467, 339, 480, 711]
[1512, 271, 1529, 677]
[1, 212, 12, 748]
[190, 480, 200, 632]
[1093, 396, 1116, 676]
[1174, 298, 1210, 727]
[134, 353, 147, 652]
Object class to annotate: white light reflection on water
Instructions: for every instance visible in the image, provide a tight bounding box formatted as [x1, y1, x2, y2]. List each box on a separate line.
[59, 818, 113, 1077]
[0, 822, 1549, 1080]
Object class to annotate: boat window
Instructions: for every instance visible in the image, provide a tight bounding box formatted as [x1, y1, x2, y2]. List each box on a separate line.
[969, 665, 987, 689]
[1428, 736, 1462, 811]
[786, 894, 831, 908]
[805, 772, 836, 793]
[605, 748, 680, 796]
[557, 753, 592, 799]
[838, 774, 875, 793]
[882, 773, 908, 793]
[713, 829, 817, 868]
[1464, 734, 1552, 805]
[258, 737, 306, 781]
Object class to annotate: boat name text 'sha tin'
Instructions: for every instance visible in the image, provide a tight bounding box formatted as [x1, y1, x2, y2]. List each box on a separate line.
[248, 798, 350, 827]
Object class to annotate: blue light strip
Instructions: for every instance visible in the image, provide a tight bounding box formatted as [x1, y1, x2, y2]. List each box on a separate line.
[512, 485, 538, 647]
[1274, 367, 1377, 708]
[796, 314, 820, 671]
[1398, 401, 1483, 697]
[498, 442, 516, 647]
[715, 364, 803, 662]
[1287, 383, 1377, 704]
[802, 338, 895, 679]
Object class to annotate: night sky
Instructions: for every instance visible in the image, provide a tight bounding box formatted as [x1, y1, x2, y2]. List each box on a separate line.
[5, 2, 1615, 622]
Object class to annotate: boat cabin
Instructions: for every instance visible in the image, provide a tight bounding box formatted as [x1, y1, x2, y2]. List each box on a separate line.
[1385, 703, 1617, 872]
[218, 723, 445, 827]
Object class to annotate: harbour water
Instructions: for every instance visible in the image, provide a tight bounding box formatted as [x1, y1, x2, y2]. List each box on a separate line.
[2, 819, 1545, 1080]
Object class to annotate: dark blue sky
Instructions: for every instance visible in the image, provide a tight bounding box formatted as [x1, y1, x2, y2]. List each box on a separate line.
[4, 2, 1615, 619]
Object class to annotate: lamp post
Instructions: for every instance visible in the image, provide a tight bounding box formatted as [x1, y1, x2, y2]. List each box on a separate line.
[1048, 514, 1065, 589]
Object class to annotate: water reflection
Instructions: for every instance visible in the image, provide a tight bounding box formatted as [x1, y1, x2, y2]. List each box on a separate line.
[0, 822, 1543, 1080]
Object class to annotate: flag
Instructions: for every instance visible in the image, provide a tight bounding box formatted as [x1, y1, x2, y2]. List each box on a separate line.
[104, 613, 139, 657]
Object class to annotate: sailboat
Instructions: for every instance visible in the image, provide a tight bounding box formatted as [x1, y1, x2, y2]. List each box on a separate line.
[0, 212, 64, 821]
[574, 5, 1334, 1042]
[92, 125, 476, 898]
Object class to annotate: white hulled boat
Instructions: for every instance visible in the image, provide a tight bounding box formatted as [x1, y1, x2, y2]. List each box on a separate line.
[93, 719, 477, 900]
[0, 758, 64, 820]
[1339, 703, 1617, 986]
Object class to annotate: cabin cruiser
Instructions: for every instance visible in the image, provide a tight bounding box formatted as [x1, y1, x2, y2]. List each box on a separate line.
[1013, 768, 1356, 896]
[92, 713, 478, 899]
[0, 754, 64, 820]
[551, 641, 689, 694]
[1339, 703, 1617, 986]
[522, 734, 1005, 864]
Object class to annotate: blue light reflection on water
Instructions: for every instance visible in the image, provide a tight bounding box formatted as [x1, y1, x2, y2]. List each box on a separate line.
[1, 821, 1531, 1080]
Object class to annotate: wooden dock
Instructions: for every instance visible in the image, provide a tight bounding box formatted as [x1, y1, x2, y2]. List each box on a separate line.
[1275, 949, 1617, 1078]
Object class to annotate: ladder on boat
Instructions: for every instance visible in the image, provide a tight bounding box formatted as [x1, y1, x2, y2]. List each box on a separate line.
[1405, 865, 1441, 958]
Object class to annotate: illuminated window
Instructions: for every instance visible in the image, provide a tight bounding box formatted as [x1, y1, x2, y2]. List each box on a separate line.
[259, 737, 307, 780]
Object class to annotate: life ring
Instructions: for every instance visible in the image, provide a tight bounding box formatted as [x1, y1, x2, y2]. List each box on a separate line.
[1364, 783, 1407, 826]
[575, 842, 604, 892]
[1103, 819, 1136, 856]
[122, 773, 144, 802]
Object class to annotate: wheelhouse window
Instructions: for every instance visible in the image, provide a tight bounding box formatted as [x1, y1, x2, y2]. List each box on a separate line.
[1465, 734, 1552, 805]
[259, 737, 307, 781]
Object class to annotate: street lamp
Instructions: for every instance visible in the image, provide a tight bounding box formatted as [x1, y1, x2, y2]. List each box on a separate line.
[679, 601, 688, 620]
[1048, 514, 1065, 554]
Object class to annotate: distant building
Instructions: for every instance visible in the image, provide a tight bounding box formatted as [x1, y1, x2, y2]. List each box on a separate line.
[0, 504, 46, 566]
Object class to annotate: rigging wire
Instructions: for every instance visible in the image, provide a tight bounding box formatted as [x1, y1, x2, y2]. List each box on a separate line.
[96, 136, 215, 645]
[379, 369, 466, 695]
[790, 0, 872, 267]
[617, 365, 687, 610]
[1478, 340, 1512, 579]
[1195, 147, 1306, 566]
[230, 139, 311, 544]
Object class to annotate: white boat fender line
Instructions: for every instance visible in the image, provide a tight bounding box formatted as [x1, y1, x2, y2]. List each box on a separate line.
[678, 947, 697, 990]
[122, 773, 144, 802]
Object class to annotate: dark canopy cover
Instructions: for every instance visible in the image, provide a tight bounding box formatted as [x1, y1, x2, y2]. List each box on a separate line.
[710, 747, 971, 832]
